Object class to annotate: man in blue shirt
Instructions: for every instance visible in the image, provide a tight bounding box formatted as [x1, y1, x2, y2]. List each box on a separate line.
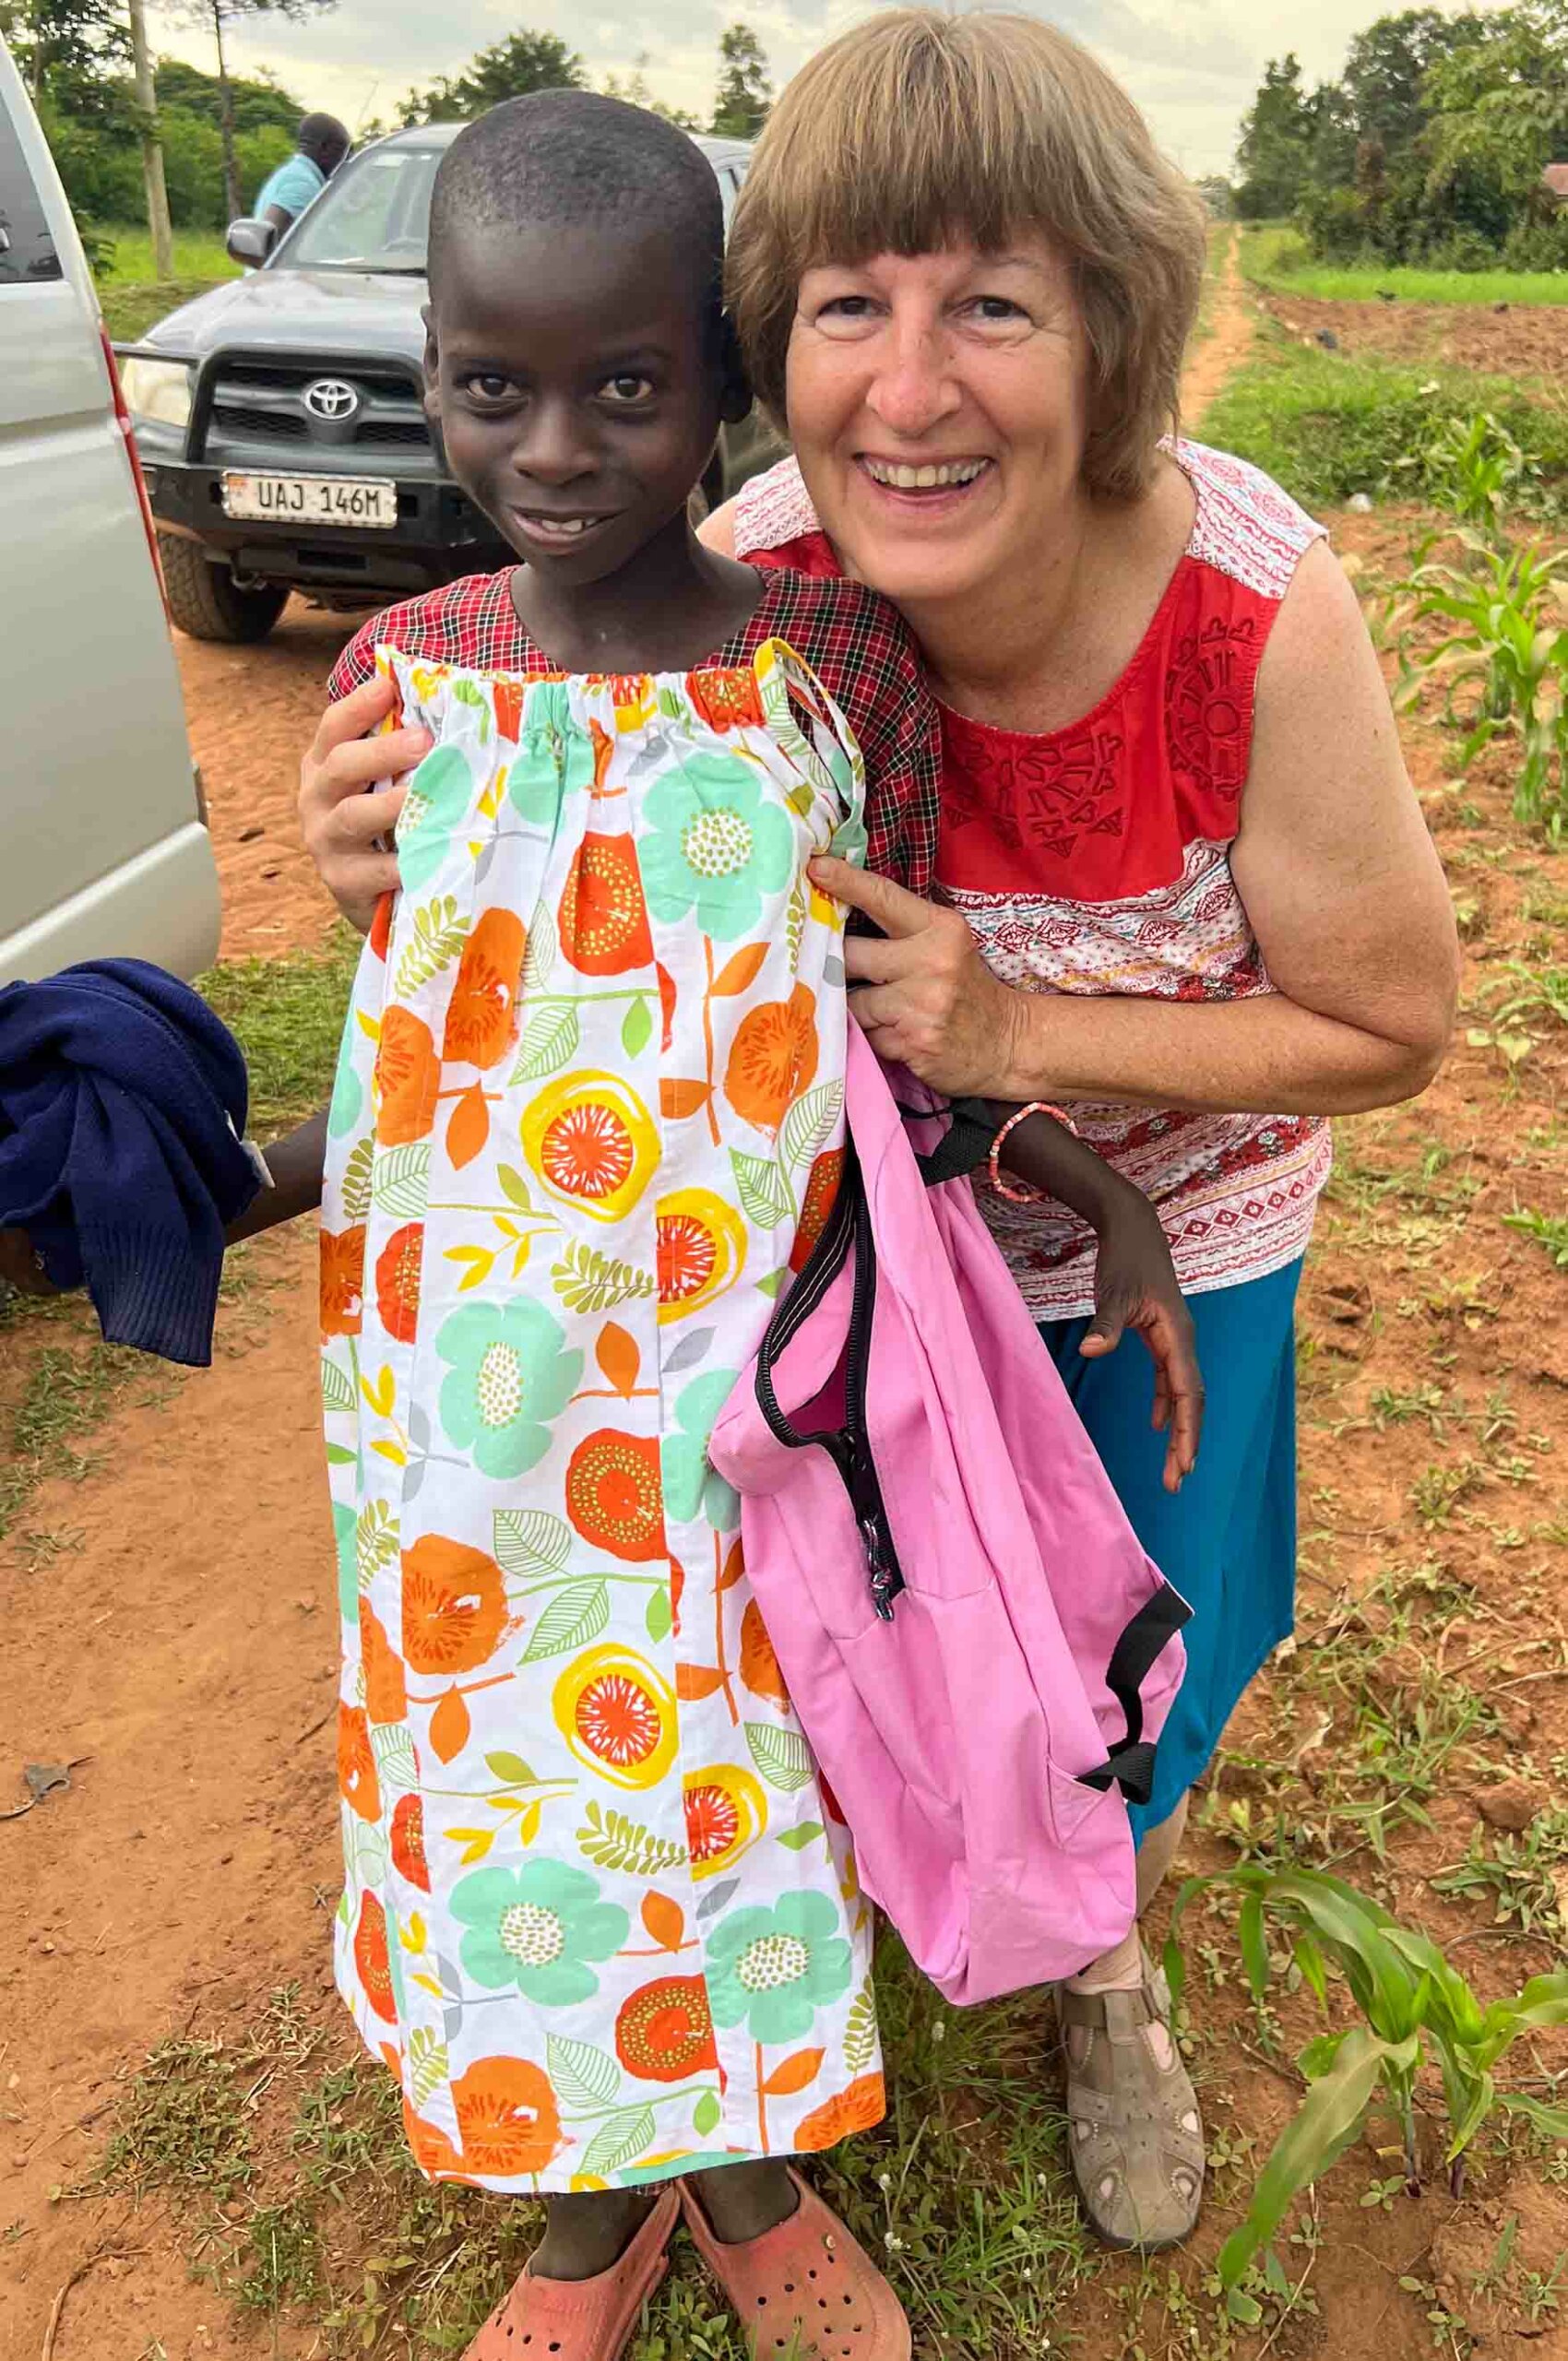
[254, 113, 351, 239]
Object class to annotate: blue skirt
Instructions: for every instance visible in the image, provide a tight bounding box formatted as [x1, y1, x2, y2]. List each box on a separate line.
[1041, 1257, 1303, 1840]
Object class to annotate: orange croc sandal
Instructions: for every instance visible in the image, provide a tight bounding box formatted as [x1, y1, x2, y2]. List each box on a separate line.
[680, 2170, 911, 2361]
[461, 2184, 680, 2361]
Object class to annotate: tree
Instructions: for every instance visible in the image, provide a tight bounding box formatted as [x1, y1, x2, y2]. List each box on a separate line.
[710, 20, 771, 138]
[127, 0, 172, 279]
[1423, 0, 1568, 210]
[600, 54, 699, 131]
[401, 30, 585, 125]
[1339, 8, 1487, 154]
[1233, 53, 1316, 218]
[1, 0, 127, 113]
[176, 0, 337, 220]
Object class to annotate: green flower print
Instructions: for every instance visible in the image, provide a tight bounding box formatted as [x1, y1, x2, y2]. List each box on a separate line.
[327, 1027, 365, 1140]
[507, 684, 596, 827]
[333, 1500, 358, 1622]
[639, 753, 794, 942]
[451, 1860, 629, 2005]
[397, 743, 477, 893]
[660, 1370, 740, 1529]
[435, 1299, 583, 1480]
[707, 1891, 853, 2046]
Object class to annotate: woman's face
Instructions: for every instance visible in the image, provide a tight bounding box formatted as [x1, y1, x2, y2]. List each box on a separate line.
[786, 236, 1091, 611]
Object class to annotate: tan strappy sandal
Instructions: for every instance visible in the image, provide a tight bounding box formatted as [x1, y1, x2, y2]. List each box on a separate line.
[1057, 1946, 1206, 2252]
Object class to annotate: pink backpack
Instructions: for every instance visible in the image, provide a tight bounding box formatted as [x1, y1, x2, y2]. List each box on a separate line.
[708, 1027, 1190, 2005]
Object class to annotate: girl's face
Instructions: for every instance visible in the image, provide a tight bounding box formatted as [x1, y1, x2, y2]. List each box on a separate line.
[785, 237, 1092, 611]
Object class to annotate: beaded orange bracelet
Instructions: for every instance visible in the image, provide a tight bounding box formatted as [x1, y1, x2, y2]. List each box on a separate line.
[989, 1101, 1080, 1204]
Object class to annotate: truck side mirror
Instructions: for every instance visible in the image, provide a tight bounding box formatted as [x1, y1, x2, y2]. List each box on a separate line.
[226, 218, 276, 267]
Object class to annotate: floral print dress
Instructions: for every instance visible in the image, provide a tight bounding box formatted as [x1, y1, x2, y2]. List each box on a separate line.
[319, 638, 884, 2192]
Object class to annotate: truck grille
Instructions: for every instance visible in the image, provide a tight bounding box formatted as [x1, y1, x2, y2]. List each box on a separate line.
[201, 356, 432, 462]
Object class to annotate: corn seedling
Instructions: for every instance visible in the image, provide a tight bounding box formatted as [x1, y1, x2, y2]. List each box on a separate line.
[1423, 411, 1534, 530]
[1503, 1206, 1568, 1267]
[1387, 530, 1568, 841]
[1165, 1865, 1568, 2302]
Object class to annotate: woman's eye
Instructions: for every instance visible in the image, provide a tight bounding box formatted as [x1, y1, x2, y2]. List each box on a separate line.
[602, 374, 655, 404]
[966, 296, 1029, 326]
[818, 295, 877, 320]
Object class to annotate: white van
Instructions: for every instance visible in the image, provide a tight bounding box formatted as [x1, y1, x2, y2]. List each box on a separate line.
[0, 36, 220, 986]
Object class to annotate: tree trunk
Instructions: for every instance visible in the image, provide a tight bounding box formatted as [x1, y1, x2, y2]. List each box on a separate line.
[127, 0, 175, 281]
[213, 1, 241, 224]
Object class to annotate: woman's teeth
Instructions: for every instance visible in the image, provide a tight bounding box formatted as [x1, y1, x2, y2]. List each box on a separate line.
[862, 458, 989, 490]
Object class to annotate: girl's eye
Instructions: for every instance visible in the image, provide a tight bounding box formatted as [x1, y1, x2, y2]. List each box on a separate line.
[602, 374, 654, 404]
[463, 373, 517, 403]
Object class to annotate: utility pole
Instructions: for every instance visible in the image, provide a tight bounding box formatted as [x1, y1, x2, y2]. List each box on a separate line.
[127, 0, 175, 280]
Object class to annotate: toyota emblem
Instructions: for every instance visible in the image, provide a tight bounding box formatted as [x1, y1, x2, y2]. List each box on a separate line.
[303, 376, 360, 421]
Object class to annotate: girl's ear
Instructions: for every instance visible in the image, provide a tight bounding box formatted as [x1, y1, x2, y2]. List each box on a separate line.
[717, 310, 753, 427]
[422, 305, 442, 421]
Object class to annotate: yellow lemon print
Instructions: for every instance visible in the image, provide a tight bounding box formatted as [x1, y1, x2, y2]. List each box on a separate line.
[553, 1645, 678, 1790]
[522, 1071, 659, 1225]
[682, 1764, 768, 1881]
[656, 1189, 747, 1324]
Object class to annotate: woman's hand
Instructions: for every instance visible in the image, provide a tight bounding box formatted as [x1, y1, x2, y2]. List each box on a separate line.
[298, 676, 431, 934]
[810, 857, 1028, 1098]
[1081, 1194, 1203, 1494]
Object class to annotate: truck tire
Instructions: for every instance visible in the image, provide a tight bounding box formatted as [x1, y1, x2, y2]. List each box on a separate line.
[158, 534, 289, 644]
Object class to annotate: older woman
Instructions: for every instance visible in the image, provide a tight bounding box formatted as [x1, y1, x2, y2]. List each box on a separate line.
[297, 10, 1457, 2258]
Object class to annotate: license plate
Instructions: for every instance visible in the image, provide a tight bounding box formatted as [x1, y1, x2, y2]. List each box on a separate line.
[221, 471, 399, 528]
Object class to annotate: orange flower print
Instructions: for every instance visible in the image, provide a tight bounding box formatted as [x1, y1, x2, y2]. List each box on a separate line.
[442, 908, 527, 1070]
[400, 1535, 512, 1675]
[687, 667, 765, 733]
[354, 1891, 398, 2024]
[565, 1431, 665, 1562]
[369, 891, 393, 962]
[375, 1005, 440, 1146]
[319, 1224, 366, 1338]
[790, 1148, 844, 1274]
[590, 717, 614, 788]
[360, 1602, 409, 1725]
[374, 1222, 422, 1346]
[390, 1792, 430, 1892]
[559, 834, 653, 977]
[615, 1975, 718, 2082]
[739, 1598, 790, 1707]
[337, 1703, 380, 1823]
[493, 678, 525, 743]
[401, 2091, 461, 2177]
[724, 983, 819, 1134]
[450, 2056, 563, 2178]
[657, 961, 676, 1051]
[794, 2073, 887, 2152]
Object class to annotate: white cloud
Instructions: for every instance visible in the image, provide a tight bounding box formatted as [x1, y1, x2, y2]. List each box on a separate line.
[145, 0, 1497, 182]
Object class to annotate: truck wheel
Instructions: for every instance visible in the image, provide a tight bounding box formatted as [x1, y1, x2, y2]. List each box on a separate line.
[158, 534, 289, 644]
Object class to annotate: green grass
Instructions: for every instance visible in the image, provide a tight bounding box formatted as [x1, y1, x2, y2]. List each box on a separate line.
[90, 221, 241, 344]
[1193, 325, 1568, 509]
[197, 928, 362, 1137]
[1240, 222, 1568, 308]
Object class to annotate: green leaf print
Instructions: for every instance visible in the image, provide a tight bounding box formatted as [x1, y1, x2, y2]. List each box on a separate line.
[485, 1750, 540, 1788]
[576, 1802, 686, 1879]
[321, 1355, 356, 1416]
[373, 1142, 432, 1220]
[784, 876, 808, 971]
[357, 1501, 399, 1590]
[410, 2027, 447, 2108]
[372, 1724, 418, 1796]
[493, 1509, 571, 1580]
[782, 1081, 844, 1177]
[496, 1164, 535, 1213]
[745, 1722, 814, 1795]
[731, 1149, 793, 1229]
[523, 1579, 610, 1663]
[450, 675, 492, 741]
[621, 997, 653, 1059]
[552, 1241, 657, 1316]
[693, 2091, 721, 2138]
[522, 898, 556, 992]
[324, 1442, 356, 1465]
[339, 1135, 374, 1222]
[845, 1983, 879, 2074]
[513, 1003, 581, 1083]
[394, 895, 469, 998]
[778, 1822, 826, 1852]
[645, 1586, 673, 1645]
[547, 2033, 620, 2111]
[580, 2105, 656, 2177]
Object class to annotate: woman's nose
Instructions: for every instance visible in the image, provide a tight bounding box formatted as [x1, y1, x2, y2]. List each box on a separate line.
[864, 323, 963, 438]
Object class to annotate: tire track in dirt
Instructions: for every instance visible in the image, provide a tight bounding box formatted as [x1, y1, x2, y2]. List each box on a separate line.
[1181, 230, 1255, 423]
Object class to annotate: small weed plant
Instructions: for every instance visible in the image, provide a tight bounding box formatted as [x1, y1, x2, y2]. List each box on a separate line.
[1166, 1865, 1568, 2303]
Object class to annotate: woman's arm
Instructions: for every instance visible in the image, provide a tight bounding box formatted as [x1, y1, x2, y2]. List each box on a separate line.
[820, 544, 1460, 1115]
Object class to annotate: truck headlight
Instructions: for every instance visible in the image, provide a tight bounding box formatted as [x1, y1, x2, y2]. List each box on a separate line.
[118, 356, 195, 430]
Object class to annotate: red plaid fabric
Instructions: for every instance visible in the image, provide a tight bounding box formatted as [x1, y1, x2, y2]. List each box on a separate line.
[328, 567, 940, 894]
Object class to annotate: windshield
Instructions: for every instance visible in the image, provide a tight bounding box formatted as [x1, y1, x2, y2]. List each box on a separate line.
[278, 144, 440, 272]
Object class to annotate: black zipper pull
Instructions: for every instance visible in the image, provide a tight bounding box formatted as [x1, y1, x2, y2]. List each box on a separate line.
[848, 1438, 905, 1621]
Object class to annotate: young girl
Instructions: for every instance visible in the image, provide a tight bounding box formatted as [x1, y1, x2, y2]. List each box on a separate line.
[242, 89, 1200, 2361]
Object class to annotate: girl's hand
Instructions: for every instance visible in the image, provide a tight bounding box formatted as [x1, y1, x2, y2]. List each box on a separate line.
[0, 1228, 58, 1298]
[1082, 1196, 1204, 1493]
[811, 856, 1027, 1098]
[299, 676, 431, 934]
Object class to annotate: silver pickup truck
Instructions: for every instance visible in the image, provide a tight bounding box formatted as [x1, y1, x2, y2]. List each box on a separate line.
[118, 124, 779, 644]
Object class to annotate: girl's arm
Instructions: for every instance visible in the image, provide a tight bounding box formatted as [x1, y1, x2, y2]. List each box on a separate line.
[224, 1107, 327, 1244]
[980, 1101, 1203, 1494]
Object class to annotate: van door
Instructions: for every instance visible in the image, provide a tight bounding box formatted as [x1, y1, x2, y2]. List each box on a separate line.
[0, 44, 219, 984]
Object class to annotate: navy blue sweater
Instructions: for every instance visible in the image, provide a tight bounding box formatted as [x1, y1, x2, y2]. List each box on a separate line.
[0, 960, 261, 1366]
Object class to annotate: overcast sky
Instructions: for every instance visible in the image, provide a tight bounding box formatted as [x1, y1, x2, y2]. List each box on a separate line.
[144, 0, 1489, 182]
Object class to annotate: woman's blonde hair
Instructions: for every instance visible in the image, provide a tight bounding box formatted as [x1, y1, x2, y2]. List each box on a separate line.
[726, 8, 1207, 502]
